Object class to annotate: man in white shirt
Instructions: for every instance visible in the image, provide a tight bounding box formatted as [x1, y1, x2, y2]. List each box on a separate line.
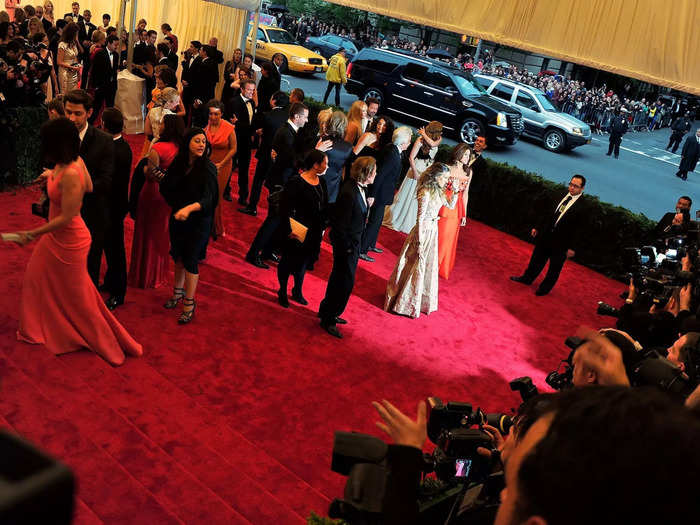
[510, 174, 586, 296]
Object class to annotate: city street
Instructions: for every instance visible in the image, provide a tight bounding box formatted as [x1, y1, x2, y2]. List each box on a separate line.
[284, 72, 699, 221]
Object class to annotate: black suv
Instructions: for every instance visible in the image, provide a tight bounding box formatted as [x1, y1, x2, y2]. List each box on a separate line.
[345, 47, 523, 145]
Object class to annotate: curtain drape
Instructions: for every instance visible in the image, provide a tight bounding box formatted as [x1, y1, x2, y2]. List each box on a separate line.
[325, 0, 700, 95]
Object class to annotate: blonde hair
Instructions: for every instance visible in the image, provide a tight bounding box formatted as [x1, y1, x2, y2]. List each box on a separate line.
[347, 100, 367, 125]
[28, 16, 41, 33]
[317, 108, 332, 134]
[326, 111, 348, 140]
[155, 87, 179, 107]
[417, 162, 449, 197]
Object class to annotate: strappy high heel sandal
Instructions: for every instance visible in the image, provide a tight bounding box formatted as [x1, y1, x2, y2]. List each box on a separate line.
[178, 297, 196, 324]
[164, 287, 185, 309]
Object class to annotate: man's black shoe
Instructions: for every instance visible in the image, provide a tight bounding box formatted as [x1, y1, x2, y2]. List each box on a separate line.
[291, 291, 308, 305]
[509, 276, 530, 285]
[238, 198, 248, 207]
[105, 296, 124, 310]
[317, 312, 348, 325]
[277, 290, 289, 308]
[359, 253, 375, 262]
[264, 253, 280, 263]
[535, 288, 549, 296]
[238, 207, 257, 216]
[368, 247, 383, 254]
[245, 255, 269, 269]
[321, 322, 343, 338]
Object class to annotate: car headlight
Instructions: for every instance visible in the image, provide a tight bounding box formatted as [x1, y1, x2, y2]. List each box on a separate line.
[290, 56, 308, 63]
[571, 127, 583, 135]
[496, 112, 508, 128]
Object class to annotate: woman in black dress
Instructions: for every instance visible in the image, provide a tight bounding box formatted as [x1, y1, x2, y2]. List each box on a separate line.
[277, 150, 329, 308]
[159, 127, 218, 324]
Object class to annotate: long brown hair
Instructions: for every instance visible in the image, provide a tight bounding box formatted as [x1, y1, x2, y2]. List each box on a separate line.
[448, 143, 472, 167]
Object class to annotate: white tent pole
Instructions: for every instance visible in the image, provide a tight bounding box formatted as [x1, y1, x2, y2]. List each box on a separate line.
[117, 0, 128, 36]
[126, 0, 139, 70]
[250, 0, 262, 61]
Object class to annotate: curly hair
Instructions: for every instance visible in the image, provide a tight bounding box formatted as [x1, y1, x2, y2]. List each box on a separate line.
[417, 162, 449, 197]
[325, 111, 348, 140]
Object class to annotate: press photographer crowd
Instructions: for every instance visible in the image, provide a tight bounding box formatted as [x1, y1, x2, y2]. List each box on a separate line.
[327, 195, 700, 524]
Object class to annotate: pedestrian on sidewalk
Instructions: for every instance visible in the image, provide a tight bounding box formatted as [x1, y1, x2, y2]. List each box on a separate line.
[323, 48, 347, 107]
[607, 110, 629, 159]
[667, 112, 692, 153]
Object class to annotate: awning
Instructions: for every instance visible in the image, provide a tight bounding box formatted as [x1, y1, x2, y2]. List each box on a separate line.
[324, 0, 700, 95]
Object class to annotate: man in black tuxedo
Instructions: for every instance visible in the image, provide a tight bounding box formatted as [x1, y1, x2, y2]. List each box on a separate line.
[156, 43, 171, 68]
[78, 10, 96, 87]
[164, 37, 178, 71]
[675, 129, 700, 181]
[88, 34, 119, 125]
[469, 135, 487, 175]
[63, 89, 115, 285]
[360, 126, 412, 261]
[257, 61, 280, 114]
[64, 2, 83, 23]
[240, 90, 289, 217]
[319, 158, 376, 338]
[245, 102, 309, 268]
[180, 41, 202, 123]
[510, 174, 586, 296]
[100, 108, 132, 309]
[225, 79, 257, 206]
[654, 196, 692, 238]
[190, 44, 219, 128]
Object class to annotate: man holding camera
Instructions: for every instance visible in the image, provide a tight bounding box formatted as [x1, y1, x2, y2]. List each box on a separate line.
[510, 175, 585, 296]
[654, 195, 692, 237]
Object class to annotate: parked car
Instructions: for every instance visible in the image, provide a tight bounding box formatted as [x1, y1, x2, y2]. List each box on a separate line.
[245, 24, 327, 74]
[345, 47, 523, 146]
[474, 74, 591, 152]
[305, 34, 361, 61]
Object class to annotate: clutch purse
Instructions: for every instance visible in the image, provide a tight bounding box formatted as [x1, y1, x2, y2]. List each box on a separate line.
[289, 217, 308, 243]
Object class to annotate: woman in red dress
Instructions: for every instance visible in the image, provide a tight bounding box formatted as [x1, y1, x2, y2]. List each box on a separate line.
[437, 143, 472, 280]
[204, 100, 236, 238]
[128, 114, 184, 288]
[5, 118, 142, 366]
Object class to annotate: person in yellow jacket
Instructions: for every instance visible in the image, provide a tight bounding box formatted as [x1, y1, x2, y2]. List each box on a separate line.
[323, 48, 347, 107]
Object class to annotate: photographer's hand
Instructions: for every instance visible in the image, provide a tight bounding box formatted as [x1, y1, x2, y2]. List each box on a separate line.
[372, 400, 427, 450]
[575, 326, 631, 387]
[628, 277, 637, 302]
[680, 283, 692, 311]
[682, 254, 692, 272]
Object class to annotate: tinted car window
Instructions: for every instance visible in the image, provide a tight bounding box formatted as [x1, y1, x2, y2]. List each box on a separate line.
[267, 29, 296, 44]
[257, 28, 267, 41]
[475, 76, 493, 90]
[426, 69, 453, 90]
[491, 82, 515, 102]
[403, 63, 428, 82]
[453, 74, 487, 96]
[515, 90, 538, 110]
[356, 50, 403, 74]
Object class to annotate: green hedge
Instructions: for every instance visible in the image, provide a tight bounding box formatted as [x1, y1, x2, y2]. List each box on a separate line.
[435, 145, 656, 278]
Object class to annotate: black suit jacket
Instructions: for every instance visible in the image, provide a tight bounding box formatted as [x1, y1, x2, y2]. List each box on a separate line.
[330, 178, 368, 253]
[369, 143, 402, 206]
[257, 74, 280, 113]
[64, 13, 84, 24]
[255, 106, 288, 160]
[190, 57, 218, 104]
[680, 136, 700, 172]
[654, 212, 689, 238]
[89, 48, 118, 90]
[269, 122, 298, 186]
[324, 138, 353, 204]
[536, 194, 584, 253]
[80, 126, 115, 227]
[111, 137, 133, 219]
[227, 95, 257, 147]
[166, 51, 178, 71]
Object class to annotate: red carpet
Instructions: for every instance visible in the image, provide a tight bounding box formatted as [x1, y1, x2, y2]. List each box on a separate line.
[0, 136, 623, 524]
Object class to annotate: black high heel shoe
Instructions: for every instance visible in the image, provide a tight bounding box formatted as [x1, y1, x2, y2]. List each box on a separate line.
[164, 287, 185, 309]
[178, 297, 196, 324]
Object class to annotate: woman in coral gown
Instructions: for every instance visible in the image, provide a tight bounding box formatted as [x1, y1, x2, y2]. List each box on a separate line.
[437, 143, 472, 279]
[384, 163, 458, 318]
[128, 114, 184, 288]
[5, 118, 142, 366]
[204, 100, 236, 238]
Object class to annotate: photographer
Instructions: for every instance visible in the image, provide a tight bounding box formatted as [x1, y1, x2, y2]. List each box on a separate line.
[654, 195, 691, 238]
[1, 39, 30, 106]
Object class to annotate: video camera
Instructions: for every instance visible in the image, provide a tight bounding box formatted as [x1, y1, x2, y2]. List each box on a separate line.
[545, 335, 698, 398]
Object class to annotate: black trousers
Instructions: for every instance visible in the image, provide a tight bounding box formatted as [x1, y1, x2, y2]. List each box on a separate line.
[277, 243, 310, 294]
[236, 143, 252, 202]
[82, 212, 108, 286]
[102, 212, 127, 298]
[323, 81, 341, 107]
[521, 241, 567, 294]
[607, 135, 622, 157]
[667, 131, 684, 153]
[89, 84, 116, 125]
[361, 203, 385, 253]
[247, 214, 280, 259]
[319, 243, 359, 324]
[248, 156, 270, 210]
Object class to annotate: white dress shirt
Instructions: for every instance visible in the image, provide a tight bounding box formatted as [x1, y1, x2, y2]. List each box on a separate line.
[554, 192, 581, 225]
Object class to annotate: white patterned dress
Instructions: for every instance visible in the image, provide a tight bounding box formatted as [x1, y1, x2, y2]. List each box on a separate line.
[384, 186, 458, 318]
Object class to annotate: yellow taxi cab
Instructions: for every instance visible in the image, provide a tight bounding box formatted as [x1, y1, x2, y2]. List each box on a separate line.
[245, 24, 328, 74]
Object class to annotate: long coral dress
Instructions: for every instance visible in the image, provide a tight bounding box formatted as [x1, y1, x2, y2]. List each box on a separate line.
[384, 187, 458, 318]
[17, 161, 143, 366]
[128, 141, 178, 288]
[205, 119, 236, 237]
[437, 173, 471, 279]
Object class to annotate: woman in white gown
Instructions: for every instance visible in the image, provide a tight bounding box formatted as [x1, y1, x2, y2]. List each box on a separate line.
[383, 122, 443, 233]
[384, 162, 459, 318]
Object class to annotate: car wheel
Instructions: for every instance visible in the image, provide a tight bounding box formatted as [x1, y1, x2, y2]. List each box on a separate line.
[459, 118, 484, 145]
[543, 129, 566, 152]
[362, 88, 384, 107]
